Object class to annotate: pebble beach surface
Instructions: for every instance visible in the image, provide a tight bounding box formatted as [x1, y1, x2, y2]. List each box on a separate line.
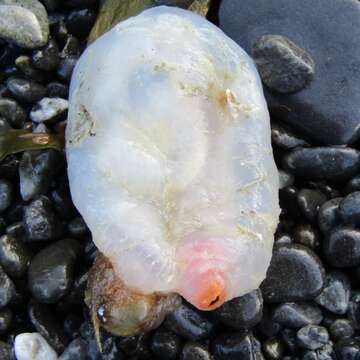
[1, 0, 360, 359]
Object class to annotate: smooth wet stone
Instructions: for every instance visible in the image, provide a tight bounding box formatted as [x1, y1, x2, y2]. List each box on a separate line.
[271, 122, 309, 150]
[334, 338, 360, 360]
[272, 302, 322, 329]
[339, 192, 360, 225]
[348, 291, 360, 330]
[66, 8, 96, 40]
[283, 148, 360, 181]
[24, 196, 61, 241]
[213, 289, 263, 329]
[345, 175, 360, 194]
[0, 179, 12, 212]
[329, 319, 354, 341]
[57, 56, 77, 82]
[14, 332, 57, 360]
[20, 150, 63, 201]
[262, 338, 285, 360]
[261, 244, 325, 302]
[58, 338, 87, 360]
[323, 227, 360, 267]
[150, 327, 181, 360]
[297, 325, 329, 350]
[15, 55, 44, 81]
[0, 234, 31, 278]
[297, 189, 327, 222]
[28, 238, 80, 303]
[212, 332, 262, 360]
[67, 216, 89, 238]
[0, 0, 49, 49]
[28, 300, 69, 353]
[0, 265, 16, 307]
[302, 342, 334, 360]
[315, 272, 350, 314]
[32, 39, 60, 71]
[293, 224, 320, 251]
[0, 97, 26, 128]
[47, 82, 68, 98]
[252, 35, 314, 93]
[317, 198, 342, 234]
[279, 186, 301, 218]
[0, 307, 12, 334]
[30, 97, 68, 123]
[279, 170, 294, 189]
[6, 77, 46, 103]
[50, 183, 77, 220]
[219, 0, 360, 145]
[181, 342, 211, 360]
[164, 303, 214, 340]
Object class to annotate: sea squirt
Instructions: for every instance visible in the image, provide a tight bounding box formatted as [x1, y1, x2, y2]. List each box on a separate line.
[66, 6, 280, 317]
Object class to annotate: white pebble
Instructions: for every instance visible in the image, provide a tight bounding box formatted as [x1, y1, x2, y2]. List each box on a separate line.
[30, 97, 68, 123]
[14, 333, 57, 360]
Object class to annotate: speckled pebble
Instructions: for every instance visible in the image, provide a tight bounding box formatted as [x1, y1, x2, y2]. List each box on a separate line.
[297, 325, 329, 350]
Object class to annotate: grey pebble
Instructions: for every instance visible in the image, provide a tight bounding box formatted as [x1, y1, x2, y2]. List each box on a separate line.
[297, 325, 329, 350]
[0, 265, 15, 307]
[329, 319, 354, 341]
[0, 97, 26, 128]
[32, 38, 60, 71]
[6, 76, 46, 103]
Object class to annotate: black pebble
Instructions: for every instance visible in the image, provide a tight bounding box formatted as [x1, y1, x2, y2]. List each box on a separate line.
[164, 303, 214, 341]
[296, 325, 329, 350]
[118, 334, 151, 359]
[181, 342, 211, 360]
[0, 341, 12, 360]
[28, 238, 80, 303]
[24, 195, 62, 241]
[317, 198, 342, 234]
[47, 82, 69, 98]
[57, 57, 78, 82]
[213, 289, 263, 329]
[297, 189, 327, 222]
[6, 77, 46, 103]
[150, 327, 181, 360]
[0, 307, 12, 335]
[66, 9, 96, 40]
[347, 291, 360, 330]
[283, 147, 360, 181]
[261, 244, 325, 302]
[334, 337, 360, 360]
[0, 234, 32, 278]
[315, 272, 350, 314]
[329, 319, 354, 341]
[28, 299, 69, 353]
[323, 227, 360, 267]
[271, 122, 309, 150]
[32, 39, 60, 71]
[0, 98, 27, 128]
[272, 302, 322, 329]
[0, 265, 16, 308]
[293, 224, 320, 251]
[339, 191, 360, 225]
[345, 175, 360, 194]
[0, 179, 12, 212]
[58, 338, 88, 360]
[67, 216, 89, 238]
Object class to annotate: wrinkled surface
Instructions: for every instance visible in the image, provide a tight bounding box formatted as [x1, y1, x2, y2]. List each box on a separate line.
[67, 6, 279, 309]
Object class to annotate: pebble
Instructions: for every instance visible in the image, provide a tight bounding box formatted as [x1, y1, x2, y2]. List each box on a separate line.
[32, 39, 60, 71]
[252, 35, 314, 93]
[315, 272, 350, 314]
[293, 224, 320, 251]
[62, 271, 87, 305]
[258, 308, 282, 338]
[181, 342, 211, 360]
[339, 191, 360, 225]
[272, 302, 323, 328]
[212, 332, 261, 360]
[0, 0, 49, 49]
[67, 216, 89, 238]
[219, 0, 360, 145]
[28, 300, 69, 353]
[0, 179, 12, 212]
[297, 189, 327, 222]
[0, 97, 26, 128]
[19, 150, 63, 201]
[317, 198, 342, 234]
[58, 338, 87, 360]
[297, 325, 329, 350]
[118, 334, 151, 359]
[66, 8, 96, 40]
[348, 291, 360, 330]
[63, 313, 81, 339]
[323, 227, 360, 267]
[6, 221, 25, 240]
[279, 186, 301, 218]
[57, 56, 77, 81]
[334, 337, 360, 360]
[0, 265, 15, 307]
[50, 183, 78, 220]
[262, 338, 285, 360]
[150, 327, 181, 360]
[302, 342, 334, 360]
[24, 195, 61, 241]
[261, 244, 325, 302]
[28, 238, 80, 303]
[271, 122, 309, 149]
[164, 303, 214, 340]
[14, 332, 57, 360]
[15, 55, 44, 81]
[60, 35, 80, 58]
[279, 170, 294, 189]
[280, 328, 298, 354]
[275, 233, 293, 245]
[345, 175, 360, 194]
[0, 234, 31, 278]
[6, 77, 46, 103]
[329, 319, 354, 341]
[30, 97, 68, 123]
[283, 147, 360, 181]
[213, 289, 263, 329]
[47, 81, 68, 98]
[0, 307, 12, 334]
[0, 341, 12, 359]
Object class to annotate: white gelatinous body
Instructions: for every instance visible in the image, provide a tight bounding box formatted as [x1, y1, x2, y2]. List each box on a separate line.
[66, 6, 280, 310]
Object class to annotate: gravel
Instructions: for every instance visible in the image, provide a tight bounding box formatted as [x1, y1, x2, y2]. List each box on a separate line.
[1, 1, 360, 359]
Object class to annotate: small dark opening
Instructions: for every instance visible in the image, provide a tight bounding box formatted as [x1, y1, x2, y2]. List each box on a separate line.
[209, 295, 220, 307]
